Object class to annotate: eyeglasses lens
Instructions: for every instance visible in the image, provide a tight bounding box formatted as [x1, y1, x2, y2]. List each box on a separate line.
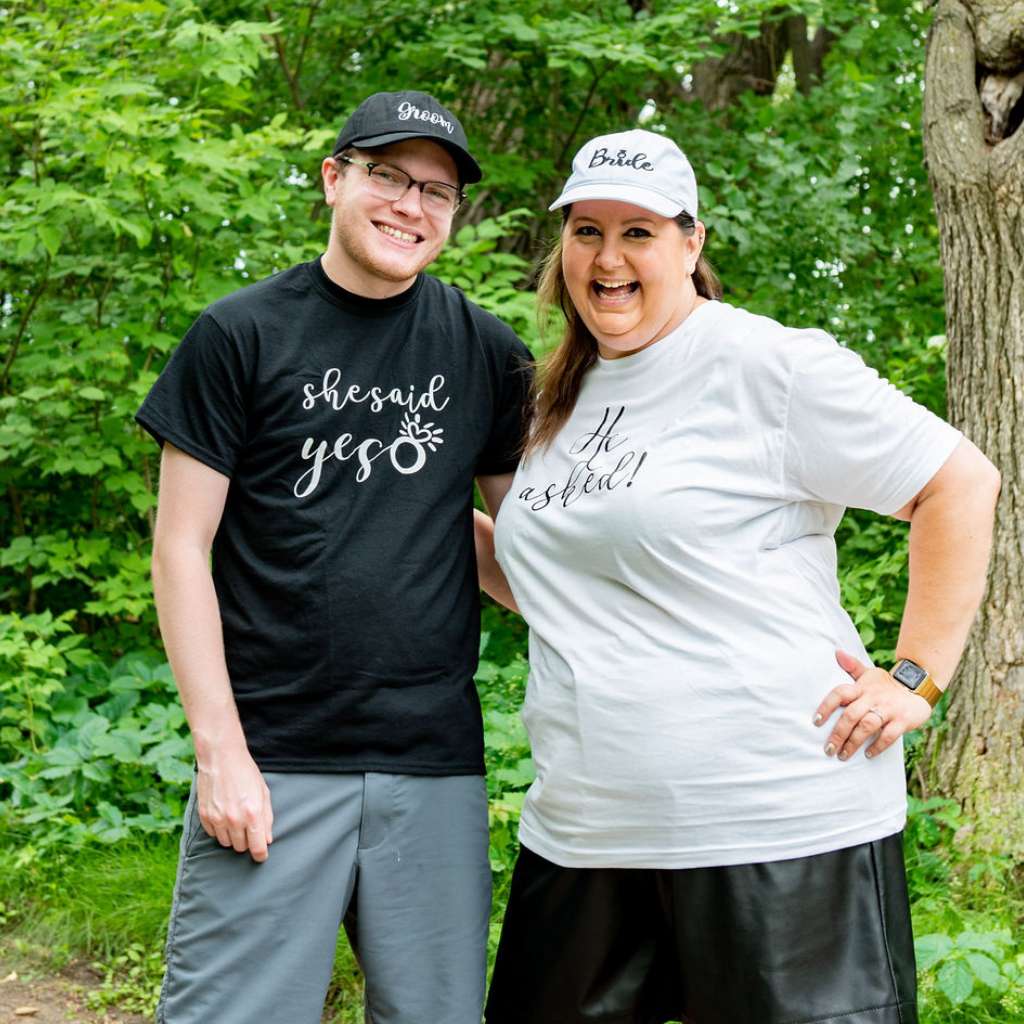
[367, 164, 459, 213]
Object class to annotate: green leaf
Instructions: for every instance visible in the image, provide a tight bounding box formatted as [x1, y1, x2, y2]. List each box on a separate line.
[38, 224, 62, 257]
[915, 933, 954, 969]
[92, 731, 143, 763]
[964, 953, 1002, 989]
[155, 757, 195, 784]
[937, 959, 974, 1005]
[955, 929, 1010, 954]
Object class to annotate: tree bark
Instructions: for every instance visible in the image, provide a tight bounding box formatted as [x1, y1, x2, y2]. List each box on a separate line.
[922, 0, 1024, 854]
[687, 9, 836, 110]
[689, 13, 789, 110]
[786, 14, 835, 95]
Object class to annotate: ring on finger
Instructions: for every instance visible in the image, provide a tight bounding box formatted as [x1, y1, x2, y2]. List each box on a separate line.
[864, 706, 885, 725]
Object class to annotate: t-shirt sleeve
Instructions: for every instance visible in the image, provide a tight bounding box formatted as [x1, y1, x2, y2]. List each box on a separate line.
[475, 335, 534, 476]
[781, 331, 962, 515]
[134, 311, 249, 478]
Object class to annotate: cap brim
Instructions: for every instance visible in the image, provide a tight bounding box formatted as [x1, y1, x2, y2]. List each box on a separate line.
[548, 182, 686, 218]
[339, 130, 482, 184]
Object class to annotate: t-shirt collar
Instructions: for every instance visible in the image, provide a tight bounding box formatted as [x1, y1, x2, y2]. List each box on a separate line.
[308, 256, 424, 315]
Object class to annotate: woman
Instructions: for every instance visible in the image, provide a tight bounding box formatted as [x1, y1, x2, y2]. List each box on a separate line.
[476, 128, 1000, 1024]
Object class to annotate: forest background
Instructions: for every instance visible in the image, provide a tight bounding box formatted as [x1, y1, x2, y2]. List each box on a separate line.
[1, 0, 1022, 1021]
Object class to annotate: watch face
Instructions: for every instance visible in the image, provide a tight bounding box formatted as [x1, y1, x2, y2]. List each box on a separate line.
[894, 661, 928, 689]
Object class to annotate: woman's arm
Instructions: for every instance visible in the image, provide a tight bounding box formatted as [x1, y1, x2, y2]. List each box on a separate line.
[815, 437, 1000, 760]
[475, 473, 520, 613]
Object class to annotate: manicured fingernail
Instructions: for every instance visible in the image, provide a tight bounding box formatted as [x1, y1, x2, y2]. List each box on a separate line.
[864, 749, 873, 759]
[813, 712, 823, 725]
[838, 750, 848, 761]
[824, 742, 836, 757]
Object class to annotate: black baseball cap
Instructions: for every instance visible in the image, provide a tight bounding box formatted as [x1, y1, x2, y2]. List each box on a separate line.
[332, 90, 482, 184]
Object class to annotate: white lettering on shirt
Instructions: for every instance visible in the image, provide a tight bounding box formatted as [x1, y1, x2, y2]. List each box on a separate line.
[293, 372, 449, 497]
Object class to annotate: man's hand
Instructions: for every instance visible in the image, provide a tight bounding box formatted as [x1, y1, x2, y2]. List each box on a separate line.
[196, 749, 274, 862]
[813, 649, 933, 762]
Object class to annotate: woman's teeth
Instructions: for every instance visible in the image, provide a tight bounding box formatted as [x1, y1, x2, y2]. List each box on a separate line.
[593, 280, 639, 298]
[377, 224, 418, 243]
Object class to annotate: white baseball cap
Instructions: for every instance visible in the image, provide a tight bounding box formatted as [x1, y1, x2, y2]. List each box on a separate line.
[548, 129, 698, 219]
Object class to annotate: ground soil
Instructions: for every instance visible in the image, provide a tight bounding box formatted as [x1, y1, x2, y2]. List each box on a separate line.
[0, 964, 147, 1024]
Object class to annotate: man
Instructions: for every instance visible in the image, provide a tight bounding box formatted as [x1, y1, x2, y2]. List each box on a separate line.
[136, 90, 532, 1024]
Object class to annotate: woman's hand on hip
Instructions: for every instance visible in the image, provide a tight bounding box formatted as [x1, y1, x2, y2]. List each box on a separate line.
[813, 649, 932, 761]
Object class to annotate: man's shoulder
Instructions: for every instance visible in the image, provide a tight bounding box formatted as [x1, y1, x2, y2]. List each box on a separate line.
[202, 263, 312, 332]
[419, 274, 531, 359]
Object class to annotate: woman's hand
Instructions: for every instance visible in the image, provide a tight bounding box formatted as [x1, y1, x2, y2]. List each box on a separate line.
[813, 650, 933, 761]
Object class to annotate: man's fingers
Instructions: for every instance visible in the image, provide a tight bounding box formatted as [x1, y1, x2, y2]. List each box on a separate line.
[246, 824, 269, 863]
[813, 682, 858, 726]
[228, 822, 250, 853]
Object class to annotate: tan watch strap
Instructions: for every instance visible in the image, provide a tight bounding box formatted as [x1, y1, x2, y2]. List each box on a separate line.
[892, 658, 944, 708]
[913, 676, 944, 708]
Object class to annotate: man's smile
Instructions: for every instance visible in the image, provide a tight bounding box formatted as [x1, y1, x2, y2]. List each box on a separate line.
[375, 221, 422, 244]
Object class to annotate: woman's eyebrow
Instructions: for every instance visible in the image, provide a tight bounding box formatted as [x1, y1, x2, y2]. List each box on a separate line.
[570, 216, 657, 226]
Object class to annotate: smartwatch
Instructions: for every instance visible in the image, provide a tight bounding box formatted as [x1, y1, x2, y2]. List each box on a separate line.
[891, 658, 943, 708]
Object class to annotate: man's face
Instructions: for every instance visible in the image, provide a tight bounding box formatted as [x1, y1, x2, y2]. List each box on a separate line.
[322, 138, 459, 296]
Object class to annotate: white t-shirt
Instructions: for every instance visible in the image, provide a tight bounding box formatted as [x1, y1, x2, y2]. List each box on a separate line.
[494, 300, 962, 869]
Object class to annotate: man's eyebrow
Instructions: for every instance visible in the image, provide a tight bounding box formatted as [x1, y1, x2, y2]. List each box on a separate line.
[373, 155, 460, 188]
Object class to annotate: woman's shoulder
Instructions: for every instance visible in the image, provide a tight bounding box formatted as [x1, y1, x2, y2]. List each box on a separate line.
[704, 302, 847, 373]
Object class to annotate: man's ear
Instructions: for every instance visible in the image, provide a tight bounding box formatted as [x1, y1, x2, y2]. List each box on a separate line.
[321, 156, 341, 205]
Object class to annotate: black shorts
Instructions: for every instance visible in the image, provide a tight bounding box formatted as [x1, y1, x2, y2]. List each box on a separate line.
[485, 833, 917, 1024]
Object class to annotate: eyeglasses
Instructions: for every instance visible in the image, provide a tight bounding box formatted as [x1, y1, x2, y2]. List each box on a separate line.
[336, 155, 464, 214]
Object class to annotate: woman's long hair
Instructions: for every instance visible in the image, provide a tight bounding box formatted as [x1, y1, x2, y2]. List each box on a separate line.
[526, 210, 722, 456]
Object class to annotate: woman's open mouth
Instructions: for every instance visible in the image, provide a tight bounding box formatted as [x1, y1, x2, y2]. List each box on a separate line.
[592, 279, 640, 302]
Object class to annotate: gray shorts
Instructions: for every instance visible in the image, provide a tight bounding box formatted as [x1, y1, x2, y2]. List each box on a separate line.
[158, 771, 492, 1024]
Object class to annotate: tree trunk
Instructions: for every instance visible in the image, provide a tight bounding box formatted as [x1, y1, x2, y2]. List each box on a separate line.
[686, 9, 836, 111]
[689, 15, 789, 110]
[786, 14, 835, 95]
[922, 0, 1024, 855]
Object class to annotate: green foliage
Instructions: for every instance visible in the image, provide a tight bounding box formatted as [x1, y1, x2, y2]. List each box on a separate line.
[86, 942, 165, 1017]
[3, 2, 1014, 1020]
[432, 209, 538, 347]
[903, 798, 1024, 1022]
[1, 0, 322, 669]
[0, 832, 179, 955]
[1, 653, 192, 846]
[0, 610, 88, 755]
[657, 4, 944, 365]
[476, 634, 532, 883]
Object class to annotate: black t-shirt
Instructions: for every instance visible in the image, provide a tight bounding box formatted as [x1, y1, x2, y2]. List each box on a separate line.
[136, 259, 532, 774]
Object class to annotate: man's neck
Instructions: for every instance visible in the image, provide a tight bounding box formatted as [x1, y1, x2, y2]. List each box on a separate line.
[319, 246, 416, 300]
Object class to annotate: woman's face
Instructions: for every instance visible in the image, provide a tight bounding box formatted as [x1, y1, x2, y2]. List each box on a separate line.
[562, 200, 705, 360]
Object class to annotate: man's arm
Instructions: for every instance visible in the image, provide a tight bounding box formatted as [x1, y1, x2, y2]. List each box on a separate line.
[475, 473, 519, 613]
[152, 443, 273, 862]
